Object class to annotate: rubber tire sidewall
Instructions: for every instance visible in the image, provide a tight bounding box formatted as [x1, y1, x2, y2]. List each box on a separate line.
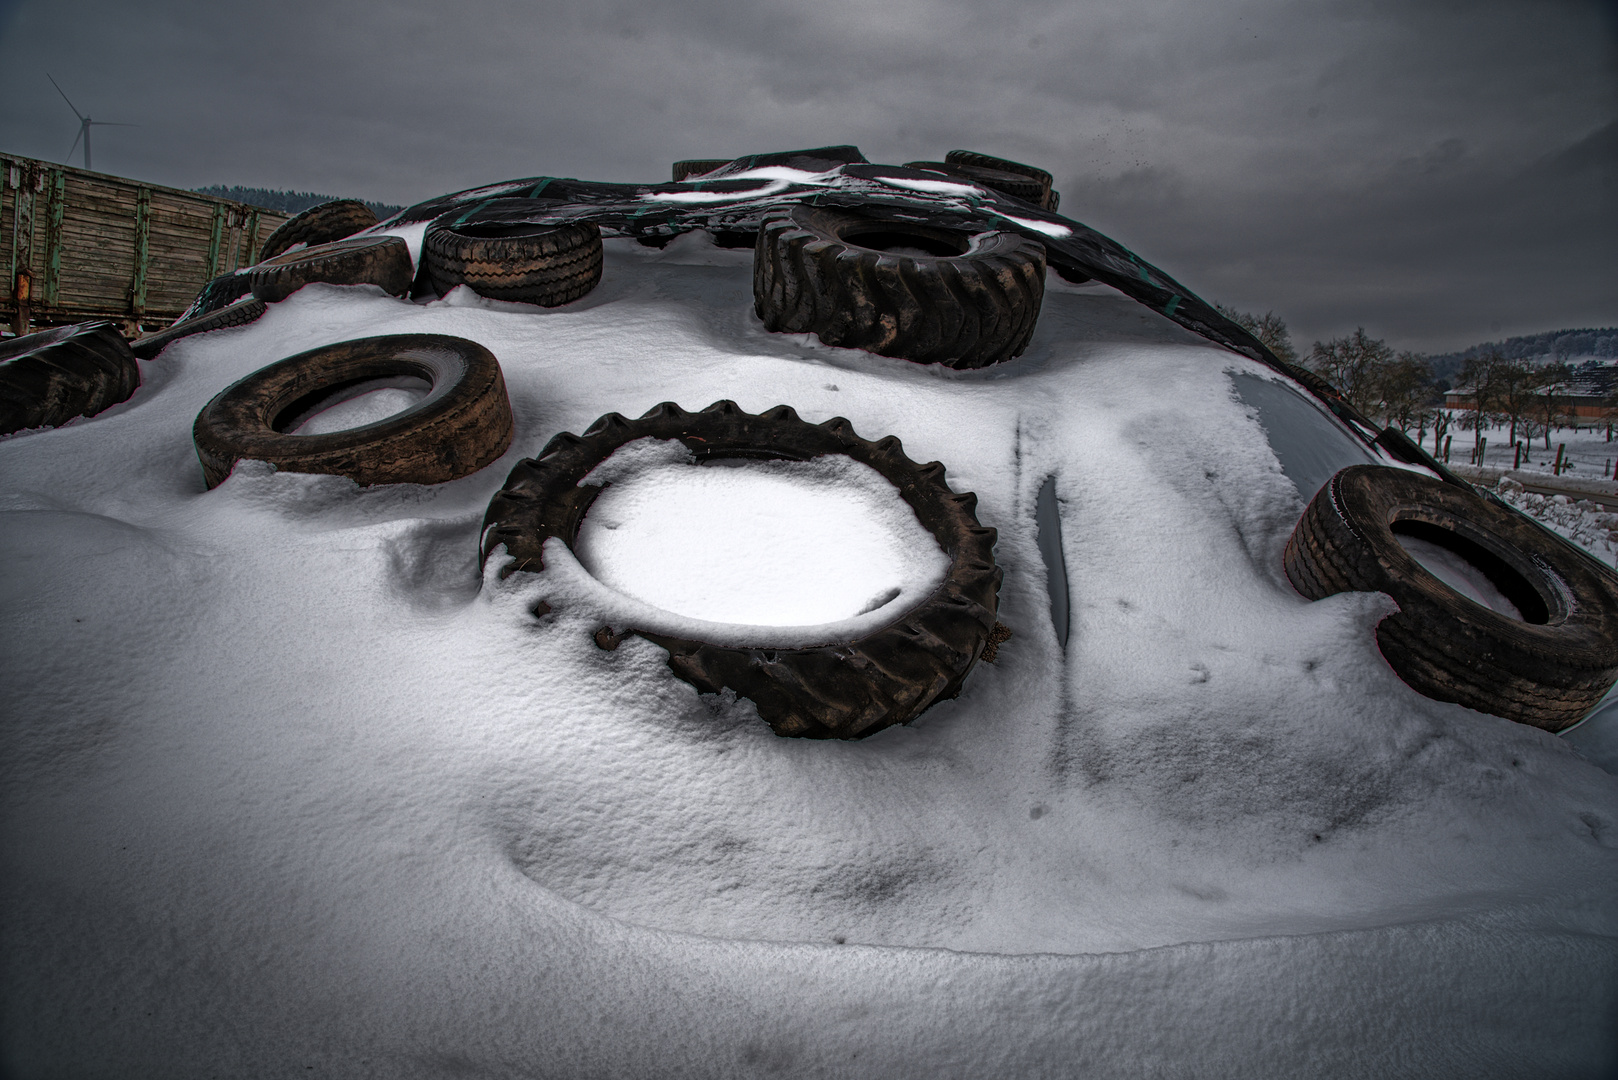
[192, 333, 513, 488]
[1283, 464, 1618, 730]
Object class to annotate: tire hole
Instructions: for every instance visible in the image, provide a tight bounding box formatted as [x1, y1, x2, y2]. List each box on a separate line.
[1390, 519, 1548, 623]
[837, 228, 969, 258]
[276, 375, 432, 435]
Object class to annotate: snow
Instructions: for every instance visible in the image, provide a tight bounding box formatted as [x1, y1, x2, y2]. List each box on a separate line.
[290, 377, 430, 436]
[1396, 534, 1524, 619]
[574, 440, 948, 628]
[2, 233, 1616, 1077]
[990, 212, 1073, 238]
[875, 175, 987, 197]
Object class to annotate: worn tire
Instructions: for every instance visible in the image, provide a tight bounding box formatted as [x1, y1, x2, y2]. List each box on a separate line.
[192, 333, 513, 489]
[258, 199, 379, 262]
[183, 270, 256, 320]
[672, 159, 732, 181]
[945, 150, 1053, 192]
[1283, 464, 1618, 730]
[0, 321, 140, 435]
[250, 236, 414, 304]
[481, 400, 1002, 739]
[132, 296, 267, 361]
[903, 160, 1050, 207]
[422, 208, 603, 307]
[753, 204, 1046, 369]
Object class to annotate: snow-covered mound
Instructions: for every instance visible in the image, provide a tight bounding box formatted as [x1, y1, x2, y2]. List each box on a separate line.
[2, 234, 1615, 1077]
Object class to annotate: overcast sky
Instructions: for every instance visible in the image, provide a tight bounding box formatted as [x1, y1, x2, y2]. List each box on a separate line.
[0, 0, 1613, 353]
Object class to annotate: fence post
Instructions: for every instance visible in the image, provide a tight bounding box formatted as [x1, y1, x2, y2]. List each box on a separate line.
[1554, 443, 1565, 476]
[130, 186, 151, 320]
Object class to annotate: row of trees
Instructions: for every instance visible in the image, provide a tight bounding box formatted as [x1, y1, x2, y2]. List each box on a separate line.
[1217, 306, 1617, 452]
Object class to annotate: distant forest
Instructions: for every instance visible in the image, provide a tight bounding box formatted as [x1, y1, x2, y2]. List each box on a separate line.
[1427, 328, 1618, 385]
[193, 186, 403, 220]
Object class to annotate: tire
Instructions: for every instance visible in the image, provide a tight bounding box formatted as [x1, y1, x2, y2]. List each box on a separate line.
[132, 296, 267, 361]
[258, 200, 379, 262]
[944, 150, 1054, 194]
[1283, 464, 1618, 731]
[183, 270, 256, 320]
[250, 236, 414, 304]
[192, 334, 514, 489]
[481, 400, 1003, 739]
[903, 160, 1050, 207]
[672, 159, 731, 182]
[0, 321, 140, 435]
[753, 204, 1046, 369]
[422, 208, 602, 307]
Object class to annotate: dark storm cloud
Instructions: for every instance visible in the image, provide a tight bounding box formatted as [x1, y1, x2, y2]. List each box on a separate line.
[0, 0, 1612, 352]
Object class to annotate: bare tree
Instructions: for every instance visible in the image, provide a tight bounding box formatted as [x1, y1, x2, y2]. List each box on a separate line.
[1307, 328, 1394, 414]
[1372, 351, 1433, 432]
[1532, 362, 1574, 449]
[1215, 304, 1299, 365]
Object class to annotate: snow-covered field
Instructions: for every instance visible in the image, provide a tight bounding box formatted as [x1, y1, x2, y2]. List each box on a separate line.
[2, 234, 1616, 1077]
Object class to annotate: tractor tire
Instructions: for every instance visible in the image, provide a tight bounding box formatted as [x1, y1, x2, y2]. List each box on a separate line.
[258, 200, 380, 262]
[421, 209, 602, 307]
[132, 297, 267, 361]
[1283, 464, 1618, 731]
[481, 400, 1002, 739]
[250, 236, 414, 304]
[192, 333, 513, 489]
[753, 204, 1046, 369]
[0, 321, 141, 435]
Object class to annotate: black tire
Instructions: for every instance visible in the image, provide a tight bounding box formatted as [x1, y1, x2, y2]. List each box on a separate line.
[132, 297, 267, 361]
[1283, 465, 1618, 731]
[0, 321, 140, 435]
[903, 161, 1049, 207]
[183, 270, 256, 320]
[672, 159, 732, 182]
[481, 400, 1002, 739]
[250, 236, 414, 304]
[944, 150, 1054, 194]
[422, 207, 603, 307]
[258, 200, 379, 262]
[192, 334, 514, 489]
[753, 204, 1046, 369]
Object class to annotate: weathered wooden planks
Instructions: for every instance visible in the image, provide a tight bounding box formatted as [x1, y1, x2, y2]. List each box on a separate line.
[1, 154, 290, 335]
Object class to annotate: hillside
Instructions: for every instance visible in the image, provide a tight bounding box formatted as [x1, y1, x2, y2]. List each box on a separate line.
[192, 186, 403, 220]
[1427, 327, 1618, 384]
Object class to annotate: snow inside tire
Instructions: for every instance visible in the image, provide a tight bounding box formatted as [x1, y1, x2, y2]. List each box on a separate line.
[1283, 464, 1618, 730]
[192, 333, 514, 489]
[481, 400, 1003, 739]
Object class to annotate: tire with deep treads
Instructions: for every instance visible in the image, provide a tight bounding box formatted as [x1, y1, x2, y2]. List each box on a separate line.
[0, 321, 141, 435]
[192, 333, 513, 489]
[132, 297, 267, 361]
[481, 400, 1002, 739]
[258, 200, 379, 262]
[250, 236, 414, 303]
[1283, 464, 1618, 731]
[753, 204, 1045, 369]
[422, 204, 602, 307]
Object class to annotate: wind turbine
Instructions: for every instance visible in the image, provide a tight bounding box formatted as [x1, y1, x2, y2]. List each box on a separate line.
[48, 74, 136, 172]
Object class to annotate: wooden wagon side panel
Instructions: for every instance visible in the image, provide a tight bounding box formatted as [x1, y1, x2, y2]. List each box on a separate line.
[1, 154, 289, 333]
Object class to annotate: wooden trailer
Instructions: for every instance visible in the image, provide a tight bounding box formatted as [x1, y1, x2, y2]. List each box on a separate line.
[1, 154, 290, 338]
